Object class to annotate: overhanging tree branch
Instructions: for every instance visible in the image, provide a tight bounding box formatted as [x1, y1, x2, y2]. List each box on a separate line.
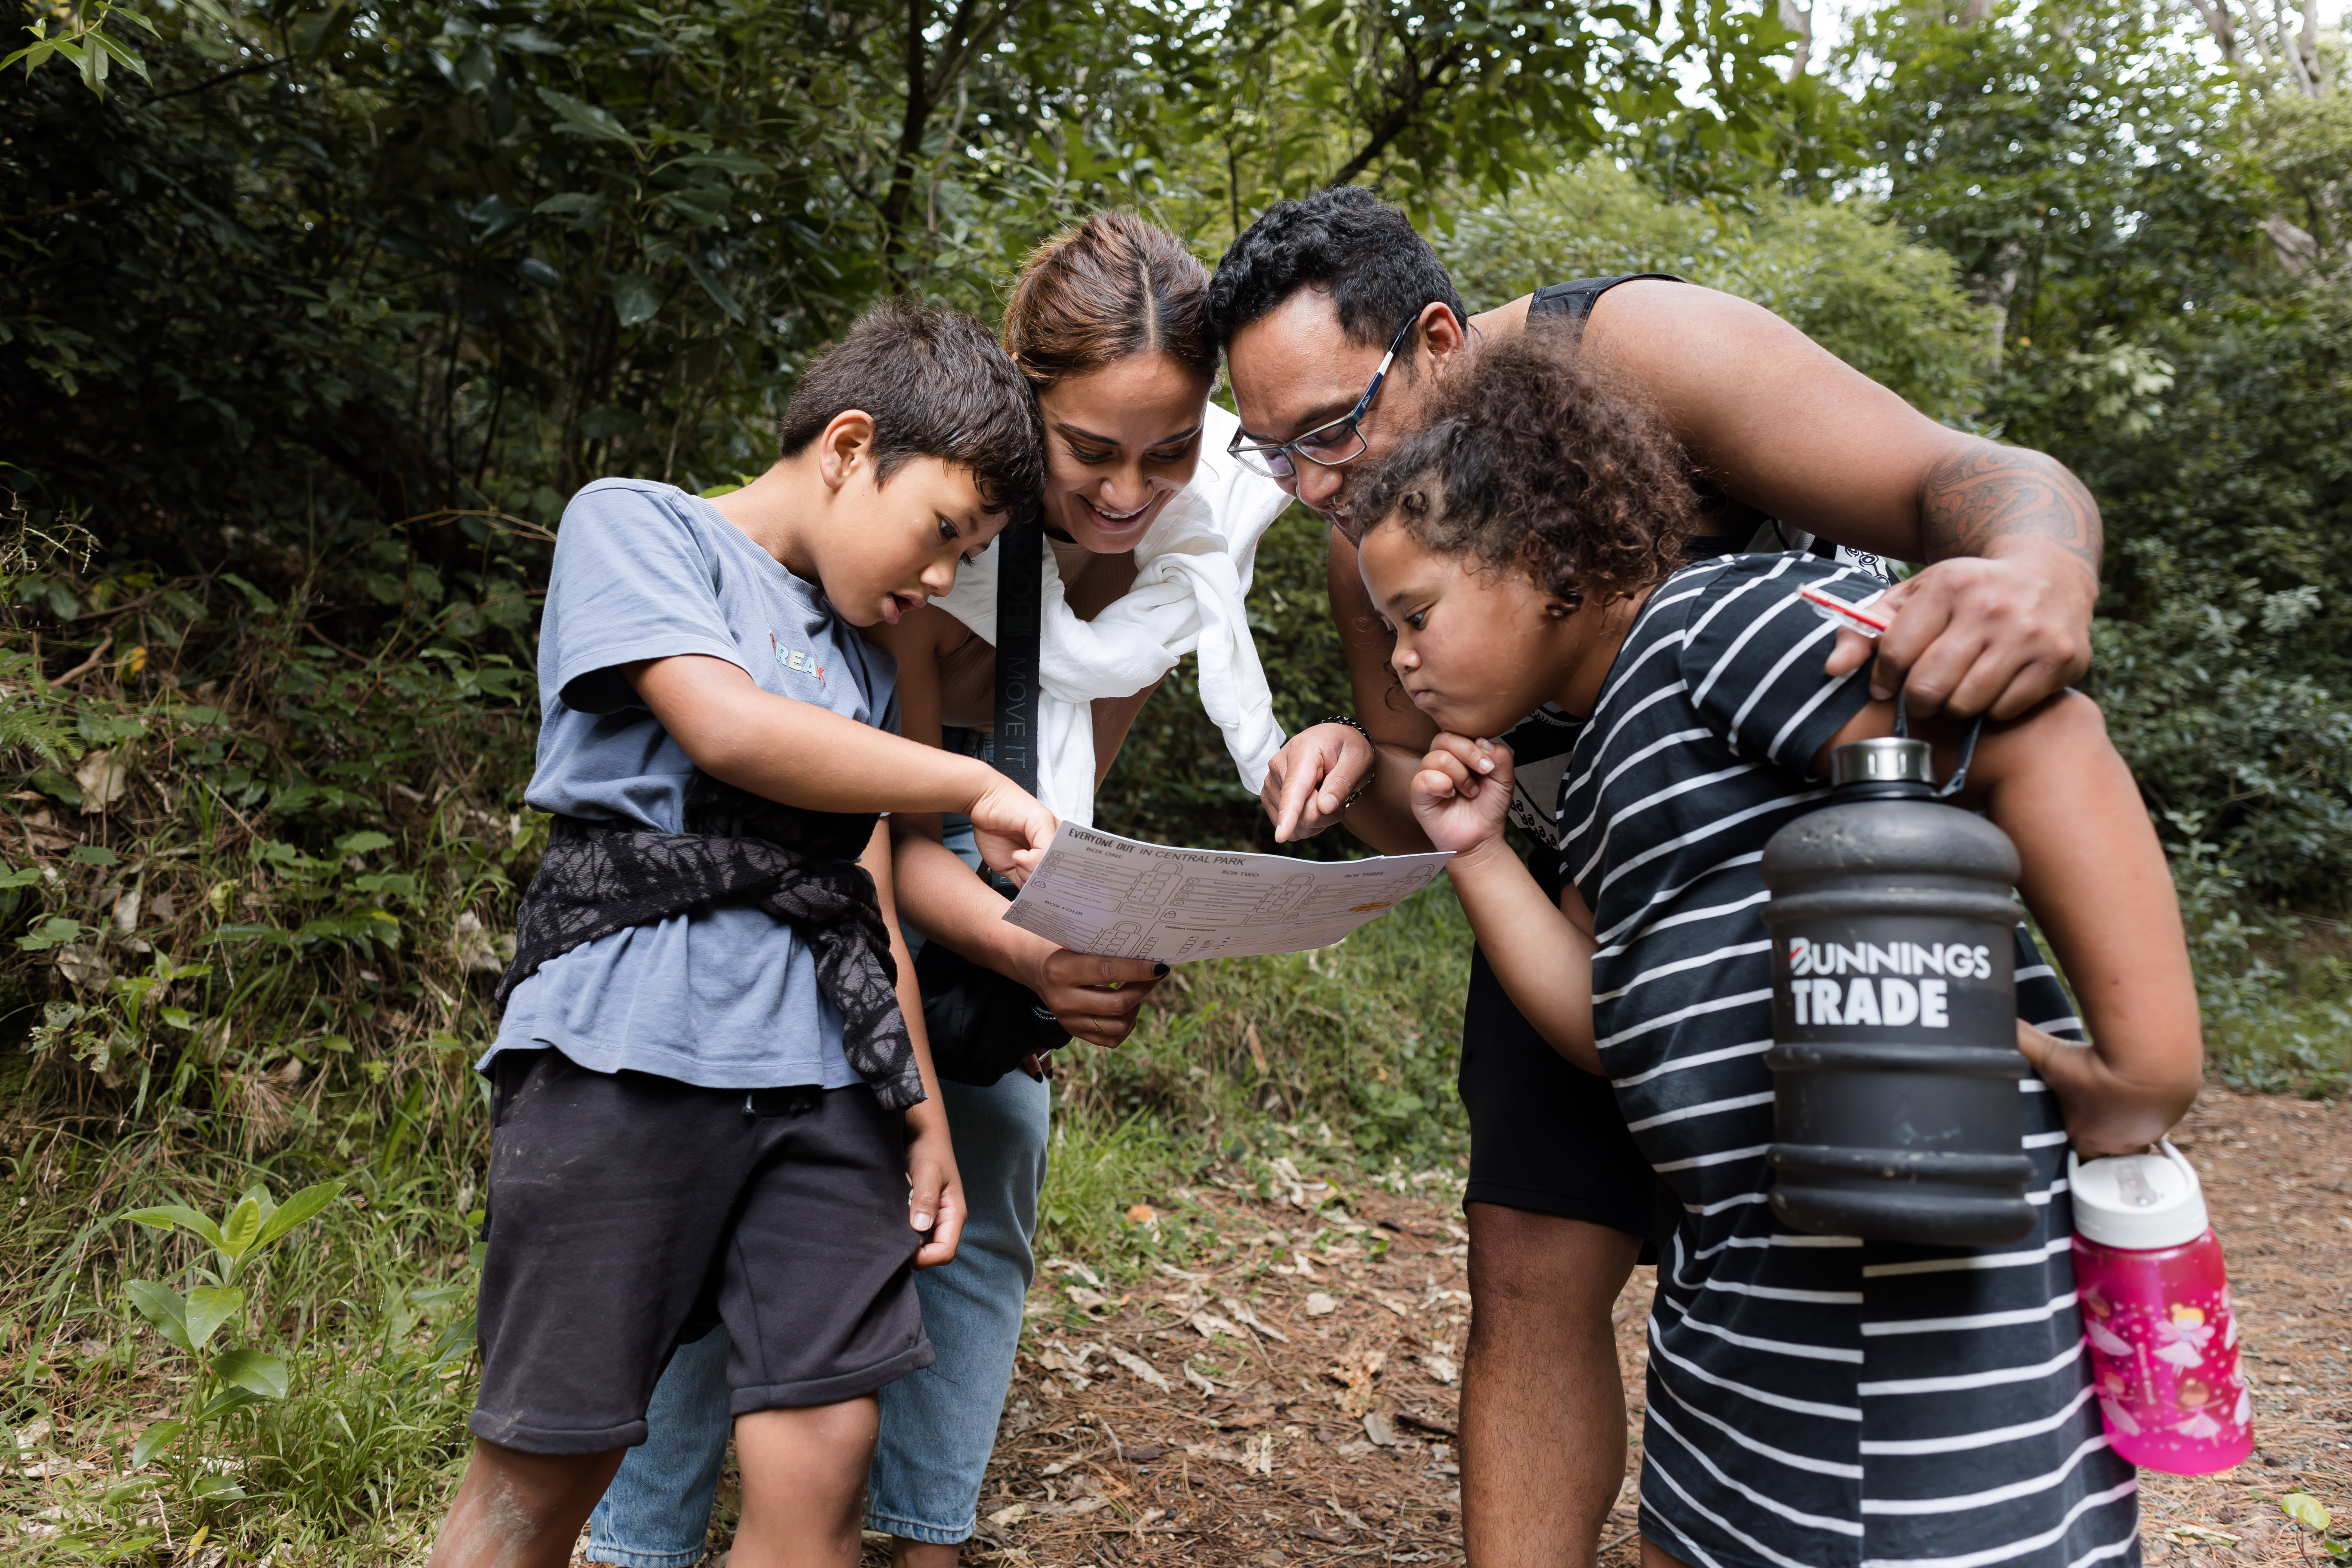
[877, 0, 1013, 281]
[1323, 32, 1471, 188]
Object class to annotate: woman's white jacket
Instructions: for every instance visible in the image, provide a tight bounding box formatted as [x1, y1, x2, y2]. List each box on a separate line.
[930, 401, 1292, 827]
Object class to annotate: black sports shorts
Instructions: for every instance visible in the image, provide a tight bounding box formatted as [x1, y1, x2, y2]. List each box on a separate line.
[1459, 942, 1668, 1258]
[470, 1049, 933, 1455]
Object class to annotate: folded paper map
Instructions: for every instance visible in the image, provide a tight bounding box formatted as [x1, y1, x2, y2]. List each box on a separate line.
[1002, 823, 1453, 963]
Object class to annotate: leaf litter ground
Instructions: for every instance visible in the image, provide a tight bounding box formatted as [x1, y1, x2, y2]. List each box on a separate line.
[12, 1088, 2340, 1563]
[625, 1088, 2350, 1568]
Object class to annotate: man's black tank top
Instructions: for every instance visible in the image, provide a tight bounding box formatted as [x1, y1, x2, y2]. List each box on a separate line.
[1527, 273, 1684, 325]
[1498, 275, 1890, 877]
[1524, 273, 1881, 570]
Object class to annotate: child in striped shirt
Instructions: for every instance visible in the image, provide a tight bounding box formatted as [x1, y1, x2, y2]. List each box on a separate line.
[1352, 326, 2203, 1568]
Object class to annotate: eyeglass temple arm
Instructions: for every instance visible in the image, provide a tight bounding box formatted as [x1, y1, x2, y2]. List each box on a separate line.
[1224, 311, 1421, 457]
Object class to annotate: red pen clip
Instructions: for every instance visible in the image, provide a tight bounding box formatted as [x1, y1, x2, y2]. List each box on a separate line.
[1798, 582, 1892, 638]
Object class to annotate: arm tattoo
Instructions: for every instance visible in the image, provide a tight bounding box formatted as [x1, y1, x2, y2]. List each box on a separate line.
[1918, 440, 2103, 582]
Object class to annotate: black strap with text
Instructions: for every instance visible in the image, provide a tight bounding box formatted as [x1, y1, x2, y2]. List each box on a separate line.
[991, 519, 1043, 796]
[914, 516, 1069, 1086]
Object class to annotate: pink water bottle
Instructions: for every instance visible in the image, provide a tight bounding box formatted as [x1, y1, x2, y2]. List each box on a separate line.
[2070, 1139, 2253, 1474]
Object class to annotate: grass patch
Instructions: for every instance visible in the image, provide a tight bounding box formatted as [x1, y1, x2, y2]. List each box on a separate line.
[1054, 882, 1475, 1161]
[1024, 880, 1475, 1286]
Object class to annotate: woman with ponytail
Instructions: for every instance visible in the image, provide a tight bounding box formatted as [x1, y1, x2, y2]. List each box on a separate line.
[584, 212, 1293, 1568]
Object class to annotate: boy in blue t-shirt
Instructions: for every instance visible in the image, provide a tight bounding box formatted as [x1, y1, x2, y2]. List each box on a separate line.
[429, 301, 1057, 1568]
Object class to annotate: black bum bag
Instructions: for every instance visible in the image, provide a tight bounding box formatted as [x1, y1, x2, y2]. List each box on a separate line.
[914, 878, 1070, 1086]
[916, 519, 1071, 1087]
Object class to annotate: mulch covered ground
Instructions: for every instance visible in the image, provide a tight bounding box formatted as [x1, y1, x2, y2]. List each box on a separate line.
[27, 1086, 2334, 1563]
[957, 1173, 1489, 1568]
[2133, 1089, 2352, 1567]
[895, 1086, 2349, 1568]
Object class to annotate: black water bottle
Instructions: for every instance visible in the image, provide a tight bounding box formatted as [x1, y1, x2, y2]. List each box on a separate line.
[1759, 736, 2037, 1246]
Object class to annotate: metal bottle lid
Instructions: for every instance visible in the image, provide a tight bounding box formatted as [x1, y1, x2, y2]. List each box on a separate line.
[2068, 1139, 2210, 1250]
[1831, 737, 1935, 789]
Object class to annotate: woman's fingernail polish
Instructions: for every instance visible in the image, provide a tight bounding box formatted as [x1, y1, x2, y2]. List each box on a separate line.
[1154, 962, 1170, 977]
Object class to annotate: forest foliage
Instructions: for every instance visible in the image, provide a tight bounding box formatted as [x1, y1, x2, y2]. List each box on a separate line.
[1, 0, 2350, 1554]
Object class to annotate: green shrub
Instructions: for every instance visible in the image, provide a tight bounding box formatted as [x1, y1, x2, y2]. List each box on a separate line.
[1437, 160, 1994, 424]
[1055, 879, 1475, 1160]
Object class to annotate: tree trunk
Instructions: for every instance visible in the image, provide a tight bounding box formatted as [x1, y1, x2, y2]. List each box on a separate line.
[876, 0, 1006, 283]
[1973, 241, 2024, 372]
[2260, 214, 2320, 270]
[2290, 0, 2326, 96]
[2196, 0, 2324, 95]
[1323, 32, 1469, 190]
[877, 0, 934, 285]
[2188, 0, 2243, 63]
[2232, 0, 2278, 67]
[1779, 0, 1813, 78]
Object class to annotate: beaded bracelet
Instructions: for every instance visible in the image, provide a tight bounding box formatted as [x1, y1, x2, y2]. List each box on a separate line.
[1317, 715, 1373, 809]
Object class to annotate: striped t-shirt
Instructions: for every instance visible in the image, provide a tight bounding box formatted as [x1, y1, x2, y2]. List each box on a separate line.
[1500, 524, 1886, 869]
[1557, 553, 2137, 1568]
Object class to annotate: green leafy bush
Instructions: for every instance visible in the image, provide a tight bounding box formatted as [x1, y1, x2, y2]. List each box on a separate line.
[1438, 160, 1995, 423]
[122, 1181, 347, 1494]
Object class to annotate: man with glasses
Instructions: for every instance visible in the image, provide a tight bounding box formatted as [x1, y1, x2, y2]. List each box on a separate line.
[1229, 312, 1426, 481]
[1205, 185, 2102, 1568]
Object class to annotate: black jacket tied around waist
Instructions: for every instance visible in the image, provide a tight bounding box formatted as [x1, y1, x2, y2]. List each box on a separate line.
[495, 773, 923, 1111]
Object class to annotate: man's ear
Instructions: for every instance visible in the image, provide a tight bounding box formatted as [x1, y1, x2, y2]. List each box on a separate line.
[1420, 300, 1469, 374]
[815, 410, 877, 491]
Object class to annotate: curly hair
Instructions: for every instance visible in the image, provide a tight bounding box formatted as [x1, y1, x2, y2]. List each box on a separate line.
[1205, 187, 1467, 374]
[1204, 186, 1458, 376]
[1353, 321, 1697, 609]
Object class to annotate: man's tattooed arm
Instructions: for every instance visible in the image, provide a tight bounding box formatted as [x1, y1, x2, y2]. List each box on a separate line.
[1823, 438, 2104, 718]
[1917, 439, 2104, 588]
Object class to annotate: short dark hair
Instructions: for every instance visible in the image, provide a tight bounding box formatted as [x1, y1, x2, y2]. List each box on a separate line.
[1354, 321, 1697, 611]
[777, 298, 1044, 521]
[1205, 186, 1468, 374]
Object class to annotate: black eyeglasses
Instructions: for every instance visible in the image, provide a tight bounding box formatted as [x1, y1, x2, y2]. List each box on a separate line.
[1227, 311, 1426, 480]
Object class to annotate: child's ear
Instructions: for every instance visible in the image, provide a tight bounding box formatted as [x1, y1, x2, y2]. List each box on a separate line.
[816, 410, 878, 491]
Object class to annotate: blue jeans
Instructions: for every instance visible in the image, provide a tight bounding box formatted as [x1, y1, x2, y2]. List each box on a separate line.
[588, 813, 1051, 1562]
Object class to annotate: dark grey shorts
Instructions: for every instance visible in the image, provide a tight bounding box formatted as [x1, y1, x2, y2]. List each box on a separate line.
[470, 1049, 933, 1455]
[1460, 942, 1672, 1262]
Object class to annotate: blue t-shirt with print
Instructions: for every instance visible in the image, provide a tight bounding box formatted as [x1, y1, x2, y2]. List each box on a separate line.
[487, 478, 901, 1090]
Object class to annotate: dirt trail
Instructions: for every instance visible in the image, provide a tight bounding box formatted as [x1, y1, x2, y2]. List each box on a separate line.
[921, 1088, 2349, 1568]
[2135, 1089, 2352, 1564]
[16, 1094, 2344, 1565]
